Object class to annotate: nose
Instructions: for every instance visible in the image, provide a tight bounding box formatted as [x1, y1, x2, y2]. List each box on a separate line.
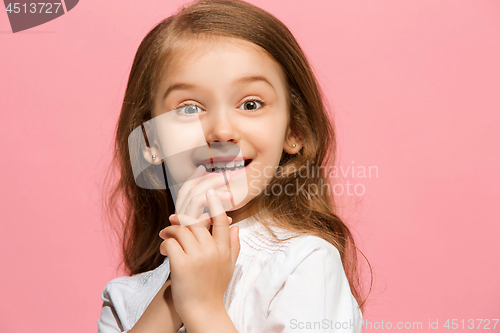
[203, 106, 240, 143]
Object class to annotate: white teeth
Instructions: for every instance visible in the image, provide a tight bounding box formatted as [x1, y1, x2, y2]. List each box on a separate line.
[200, 159, 246, 171]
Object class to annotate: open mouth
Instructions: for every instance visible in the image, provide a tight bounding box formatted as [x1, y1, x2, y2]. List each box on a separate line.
[197, 159, 252, 173]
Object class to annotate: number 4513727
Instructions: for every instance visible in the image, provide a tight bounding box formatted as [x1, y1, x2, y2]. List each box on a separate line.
[6, 3, 62, 14]
[443, 319, 498, 330]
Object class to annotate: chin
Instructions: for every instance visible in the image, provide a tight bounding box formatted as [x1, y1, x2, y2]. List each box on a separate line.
[226, 194, 257, 213]
[225, 202, 244, 212]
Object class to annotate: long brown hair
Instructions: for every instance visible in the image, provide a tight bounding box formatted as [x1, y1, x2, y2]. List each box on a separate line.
[102, 0, 372, 313]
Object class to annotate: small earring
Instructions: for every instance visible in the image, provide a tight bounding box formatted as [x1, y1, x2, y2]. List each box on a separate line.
[292, 144, 296, 148]
[152, 155, 156, 160]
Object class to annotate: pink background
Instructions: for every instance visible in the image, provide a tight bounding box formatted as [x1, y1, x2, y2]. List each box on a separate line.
[1, 0, 499, 332]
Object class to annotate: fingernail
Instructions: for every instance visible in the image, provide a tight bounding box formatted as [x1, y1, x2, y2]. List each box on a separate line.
[169, 214, 176, 219]
[228, 217, 233, 224]
[207, 188, 216, 196]
[225, 190, 232, 198]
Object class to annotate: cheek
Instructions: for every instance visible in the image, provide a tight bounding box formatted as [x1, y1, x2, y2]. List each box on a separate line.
[156, 121, 205, 184]
[253, 130, 287, 163]
[157, 119, 206, 157]
[246, 116, 288, 153]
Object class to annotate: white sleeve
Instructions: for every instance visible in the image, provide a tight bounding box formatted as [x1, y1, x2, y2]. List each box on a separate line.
[261, 240, 363, 333]
[97, 285, 128, 333]
[96, 259, 171, 333]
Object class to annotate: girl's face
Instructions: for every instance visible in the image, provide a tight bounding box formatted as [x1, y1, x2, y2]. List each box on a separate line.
[151, 36, 299, 221]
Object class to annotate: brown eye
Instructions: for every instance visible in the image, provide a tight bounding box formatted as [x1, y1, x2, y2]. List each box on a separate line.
[239, 99, 264, 111]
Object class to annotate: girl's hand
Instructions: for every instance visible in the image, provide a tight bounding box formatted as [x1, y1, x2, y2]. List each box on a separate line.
[159, 189, 240, 323]
[174, 165, 232, 226]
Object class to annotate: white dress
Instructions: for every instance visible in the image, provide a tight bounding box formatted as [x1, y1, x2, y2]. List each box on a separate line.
[97, 215, 363, 332]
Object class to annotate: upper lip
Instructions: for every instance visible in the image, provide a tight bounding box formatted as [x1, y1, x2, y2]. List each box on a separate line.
[197, 156, 252, 165]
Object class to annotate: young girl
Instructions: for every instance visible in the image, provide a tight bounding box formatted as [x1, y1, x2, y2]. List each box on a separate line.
[98, 0, 369, 332]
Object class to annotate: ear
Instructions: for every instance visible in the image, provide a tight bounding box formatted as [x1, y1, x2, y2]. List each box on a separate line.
[142, 144, 165, 165]
[283, 126, 302, 154]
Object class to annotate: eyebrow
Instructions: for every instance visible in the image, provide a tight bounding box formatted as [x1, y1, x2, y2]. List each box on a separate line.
[162, 75, 275, 100]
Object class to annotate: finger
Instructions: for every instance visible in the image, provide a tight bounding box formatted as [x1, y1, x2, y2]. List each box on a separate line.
[176, 214, 200, 227]
[175, 165, 206, 213]
[171, 214, 207, 228]
[159, 237, 185, 261]
[169, 214, 180, 226]
[229, 225, 240, 266]
[206, 188, 230, 246]
[159, 225, 200, 254]
[178, 172, 230, 215]
[170, 214, 192, 226]
[196, 214, 233, 236]
[184, 188, 232, 218]
[195, 214, 232, 224]
[168, 213, 232, 229]
[185, 221, 214, 245]
[196, 213, 213, 229]
[178, 171, 226, 215]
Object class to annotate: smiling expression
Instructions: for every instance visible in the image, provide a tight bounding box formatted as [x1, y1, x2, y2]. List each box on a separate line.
[150, 35, 297, 221]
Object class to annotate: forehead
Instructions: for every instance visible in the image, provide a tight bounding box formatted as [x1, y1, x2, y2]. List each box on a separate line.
[159, 35, 288, 91]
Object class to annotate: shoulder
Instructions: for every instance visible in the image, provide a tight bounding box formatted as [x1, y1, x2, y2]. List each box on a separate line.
[238, 217, 339, 256]
[97, 261, 169, 332]
[100, 259, 170, 320]
[243, 225, 346, 293]
[102, 260, 168, 295]
[243, 233, 363, 332]
[238, 217, 343, 268]
[273, 233, 344, 278]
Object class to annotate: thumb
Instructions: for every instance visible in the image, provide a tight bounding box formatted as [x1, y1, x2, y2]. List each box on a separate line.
[229, 225, 240, 266]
